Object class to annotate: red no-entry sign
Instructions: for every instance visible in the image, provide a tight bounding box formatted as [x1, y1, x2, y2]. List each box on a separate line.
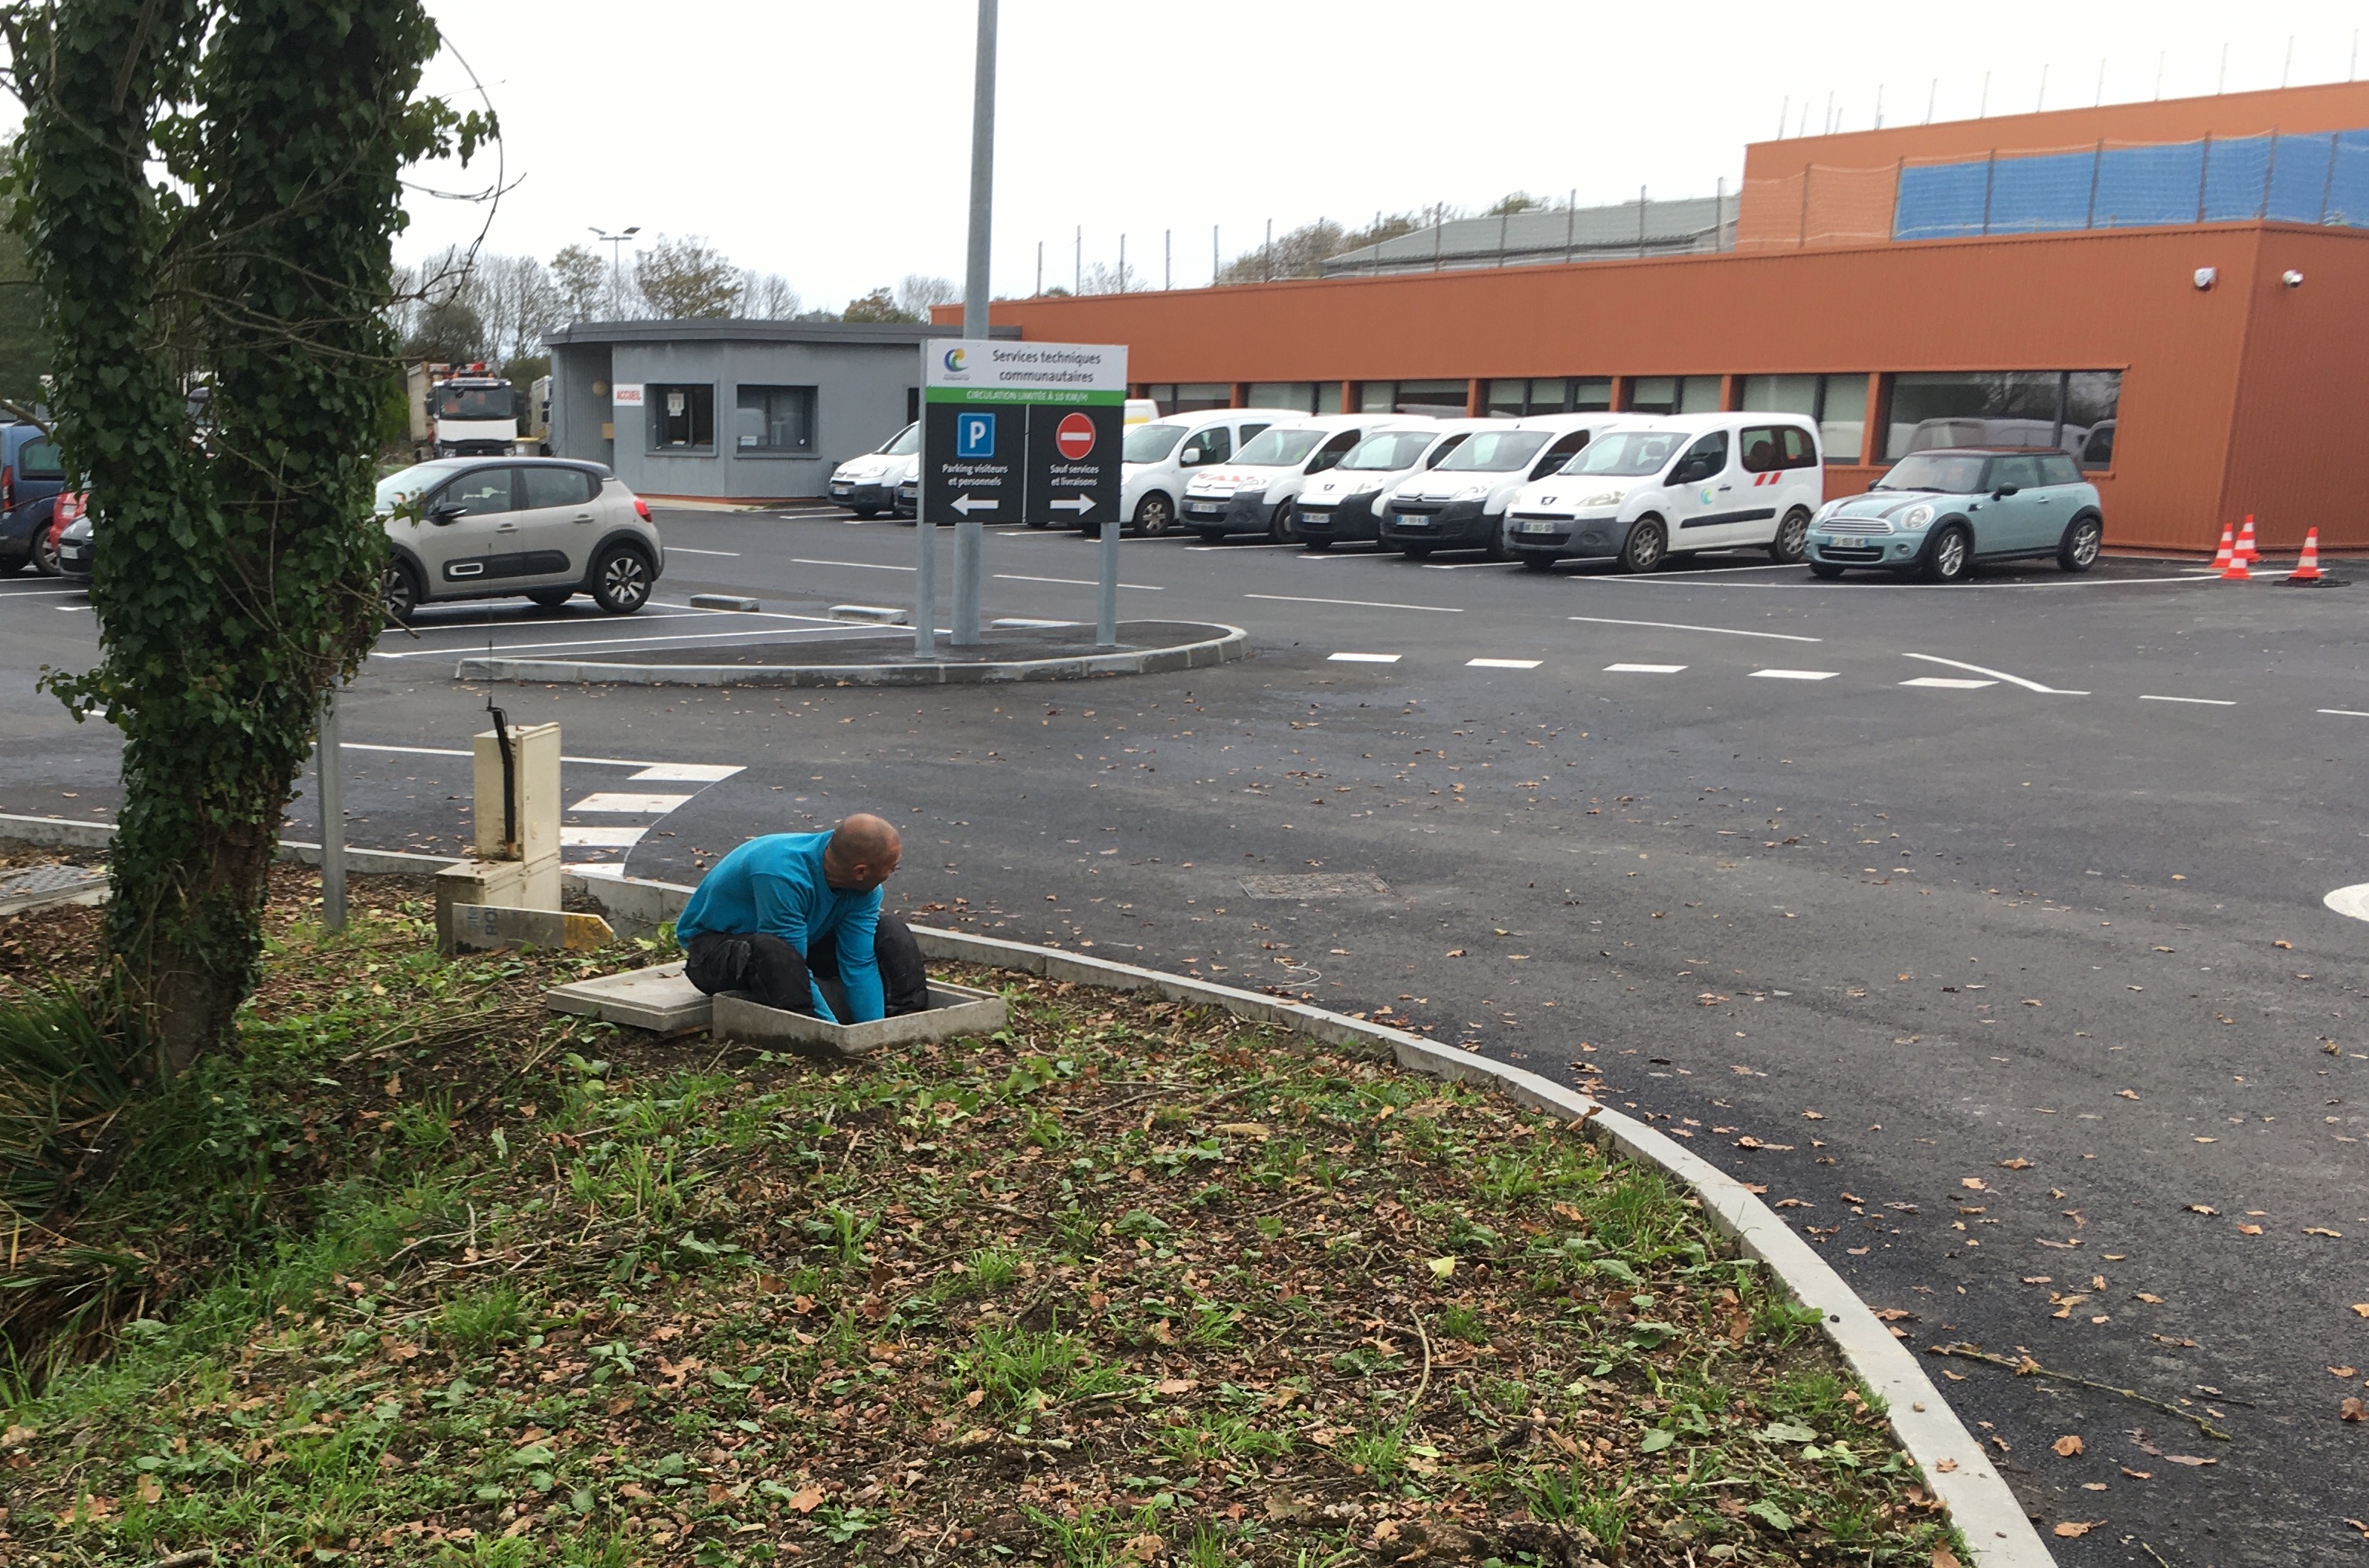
[1054, 411, 1096, 460]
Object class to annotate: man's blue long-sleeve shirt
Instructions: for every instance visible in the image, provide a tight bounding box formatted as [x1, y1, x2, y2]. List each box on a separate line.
[674, 832, 883, 1022]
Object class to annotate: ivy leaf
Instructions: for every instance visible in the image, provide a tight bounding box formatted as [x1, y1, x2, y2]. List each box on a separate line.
[1744, 1500, 1795, 1532]
[1640, 1428, 1676, 1454]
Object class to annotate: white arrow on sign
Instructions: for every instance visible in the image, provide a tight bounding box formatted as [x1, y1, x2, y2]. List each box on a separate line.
[950, 494, 998, 516]
[1049, 496, 1096, 515]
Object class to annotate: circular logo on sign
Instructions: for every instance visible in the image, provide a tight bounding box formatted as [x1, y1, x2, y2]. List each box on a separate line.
[1055, 411, 1096, 460]
[943, 347, 967, 372]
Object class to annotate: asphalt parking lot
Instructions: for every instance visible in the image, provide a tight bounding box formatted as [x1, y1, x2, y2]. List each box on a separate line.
[2, 506, 2365, 1564]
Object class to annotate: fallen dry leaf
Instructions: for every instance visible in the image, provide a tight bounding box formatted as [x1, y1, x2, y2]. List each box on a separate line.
[787, 1484, 824, 1514]
[2052, 1434, 2085, 1457]
[1933, 1457, 1958, 1472]
[1154, 1377, 1197, 1396]
[2304, 1227, 2344, 1238]
[2333, 1367, 2360, 1378]
[1959, 1178, 1988, 1191]
[2116, 1089, 2139, 1100]
[2343, 1398, 2367, 1423]
[2237, 1224, 2263, 1236]
[1445, 948, 1466, 958]
[2356, 1304, 2369, 1318]
[2275, 939, 2292, 949]
[0, 1423, 32, 1447]
[2134, 1292, 2165, 1304]
[2186, 1204, 2219, 1216]
[1931, 1548, 1962, 1568]
[2121, 1466, 2152, 1480]
[135, 1474, 163, 1505]
[1999, 1158, 2033, 1169]
[2052, 1521, 2102, 1538]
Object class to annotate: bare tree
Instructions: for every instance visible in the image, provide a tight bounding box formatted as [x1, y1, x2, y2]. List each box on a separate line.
[893, 274, 959, 318]
[738, 270, 802, 319]
[1215, 210, 1430, 284]
[634, 234, 739, 320]
[549, 242, 607, 323]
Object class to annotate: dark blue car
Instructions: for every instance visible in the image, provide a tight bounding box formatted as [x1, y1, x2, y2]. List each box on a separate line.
[0, 422, 68, 574]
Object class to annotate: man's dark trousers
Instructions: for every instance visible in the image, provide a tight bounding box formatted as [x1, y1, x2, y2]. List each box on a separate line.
[682, 912, 929, 1017]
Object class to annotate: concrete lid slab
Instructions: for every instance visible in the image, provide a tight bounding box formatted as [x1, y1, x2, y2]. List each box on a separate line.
[712, 983, 1006, 1058]
[544, 961, 712, 1036]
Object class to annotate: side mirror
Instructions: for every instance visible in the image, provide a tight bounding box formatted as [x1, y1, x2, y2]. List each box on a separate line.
[1992, 484, 2019, 499]
[1180, 447, 1204, 465]
[428, 501, 468, 525]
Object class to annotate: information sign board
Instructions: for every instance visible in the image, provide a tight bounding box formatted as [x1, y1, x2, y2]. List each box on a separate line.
[921, 341, 1127, 526]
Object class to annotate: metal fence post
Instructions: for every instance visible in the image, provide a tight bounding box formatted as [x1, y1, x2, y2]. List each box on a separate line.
[1096, 516, 1119, 649]
[318, 691, 345, 931]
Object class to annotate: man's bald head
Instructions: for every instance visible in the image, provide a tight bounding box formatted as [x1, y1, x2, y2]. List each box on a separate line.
[823, 813, 903, 891]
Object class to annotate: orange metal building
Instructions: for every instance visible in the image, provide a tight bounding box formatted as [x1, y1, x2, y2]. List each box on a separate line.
[964, 82, 2369, 555]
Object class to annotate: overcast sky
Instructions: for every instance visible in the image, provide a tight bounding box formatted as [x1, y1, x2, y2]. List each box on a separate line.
[16, 1, 2369, 312]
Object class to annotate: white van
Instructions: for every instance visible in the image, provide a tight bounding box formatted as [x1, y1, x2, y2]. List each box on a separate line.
[829, 422, 920, 517]
[1181, 413, 1423, 542]
[1111, 407, 1300, 536]
[1503, 412, 1824, 572]
[1378, 413, 1624, 560]
[1292, 419, 1492, 552]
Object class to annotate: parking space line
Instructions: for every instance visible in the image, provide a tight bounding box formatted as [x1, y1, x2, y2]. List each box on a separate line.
[628, 763, 744, 782]
[371, 622, 890, 660]
[1328, 652, 1401, 663]
[1467, 658, 1541, 669]
[667, 547, 741, 558]
[1605, 662, 1687, 674]
[2317, 708, 2369, 718]
[570, 793, 696, 813]
[790, 557, 915, 572]
[994, 573, 1162, 590]
[382, 610, 712, 642]
[1902, 651, 2086, 694]
[1750, 668, 1838, 680]
[648, 601, 848, 625]
[1901, 676, 1996, 689]
[1184, 542, 1293, 552]
[339, 743, 726, 770]
[54, 604, 89, 612]
[1569, 614, 1819, 642]
[0, 587, 88, 597]
[1250, 593, 1462, 613]
[2140, 694, 2235, 706]
[1420, 561, 1521, 571]
[561, 825, 649, 848]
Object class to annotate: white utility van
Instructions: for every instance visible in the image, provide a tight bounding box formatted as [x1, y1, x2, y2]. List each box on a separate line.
[1503, 412, 1824, 572]
[1181, 414, 1422, 543]
[1292, 419, 1492, 551]
[829, 422, 921, 517]
[1377, 413, 1623, 560]
[1110, 408, 1300, 536]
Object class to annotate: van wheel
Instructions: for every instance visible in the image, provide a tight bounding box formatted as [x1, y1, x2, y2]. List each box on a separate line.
[381, 560, 422, 624]
[1617, 516, 1667, 574]
[1519, 555, 1556, 572]
[1769, 506, 1812, 564]
[1400, 545, 1434, 561]
[591, 544, 654, 613]
[1808, 561, 1845, 580]
[1301, 538, 1332, 552]
[1483, 516, 1512, 561]
[1132, 493, 1174, 536]
[853, 505, 881, 519]
[2057, 512, 2103, 572]
[1268, 504, 1295, 543]
[1190, 529, 1225, 544]
[1921, 524, 1973, 584]
[30, 523, 63, 576]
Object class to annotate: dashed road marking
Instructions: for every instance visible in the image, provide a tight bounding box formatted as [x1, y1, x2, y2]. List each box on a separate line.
[790, 557, 914, 572]
[1420, 561, 1522, 570]
[1750, 668, 1839, 681]
[1605, 662, 1687, 674]
[561, 825, 650, 848]
[1467, 658, 1541, 669]
[1901, 677, 1996, 689]
[628, 764, 744, 783]
[570, 793, 697, 814]
[1903, 651, 2086, 694]
[994, 573, 1162, 590]
[373, 622, 886, 660]
[1568, 614, 1819, 642]
[667, 547, 742, 558]
[1328, 652, 1401, 663]
[1251, 593, 1462, 613]
[2140, 694, 2235, 706]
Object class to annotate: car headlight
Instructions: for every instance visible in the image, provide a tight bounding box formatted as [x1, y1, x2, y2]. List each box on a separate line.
[1453, 483, 1491, 501]
[1901, 503, 1935, 529]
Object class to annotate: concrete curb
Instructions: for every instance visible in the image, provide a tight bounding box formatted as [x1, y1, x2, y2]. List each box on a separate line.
[547, 866, 2047, 1565]
[451, 622, 1250, 688]
[0, 813, 465, 878]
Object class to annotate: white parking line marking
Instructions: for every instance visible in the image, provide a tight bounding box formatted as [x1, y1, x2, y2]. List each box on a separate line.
[1605, 662, 1687, 674]
[1902, 651, 2086, 694]
[373, 622, 888, 660]
[790, 557, 915, 572]
[1185, 542, 1293, 551]
[338, 743, 723, 770]
[1568, 614, 1819, 642]
[384, 610, 714, 641]
[667, 546, 741, 558]
[1328, 652, 1401, 663]
[1750, 668, 1838, 680]
[1250, 593, 1461, 613]
[2317, 708, 2369, 718]
[1467, 658, 1541, 669]
[2140, 694, 2234, 706]
[628, 764, 744, 783]
[648, 601, 849, 625]
[0, 587, 88, 597]
[1419, 561, 1521, 571]
[1901, 677, 1996, 689]
[994, 573, 1163, 590]
[561, 825, 650, 848]
[570, 793, 696, 813]
[54, 603, 90, 612]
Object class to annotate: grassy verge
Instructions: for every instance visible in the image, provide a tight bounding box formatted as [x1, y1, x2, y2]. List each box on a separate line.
[0, 877, 1963, 1567]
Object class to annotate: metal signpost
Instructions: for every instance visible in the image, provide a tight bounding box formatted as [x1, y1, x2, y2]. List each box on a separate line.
[918, 341, 1127, 643]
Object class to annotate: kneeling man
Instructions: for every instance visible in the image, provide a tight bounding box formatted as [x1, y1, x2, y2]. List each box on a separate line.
[677, 813, 928, 1022]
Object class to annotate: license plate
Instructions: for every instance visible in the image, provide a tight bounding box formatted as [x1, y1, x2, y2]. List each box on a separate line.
[1399, 517, 1431, 529]
[1188, 503, 1220, 514]
[1518, 519, 1556, 535]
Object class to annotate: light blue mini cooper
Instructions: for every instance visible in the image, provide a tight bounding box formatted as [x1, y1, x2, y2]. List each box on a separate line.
[1807, 447, 2104, 583]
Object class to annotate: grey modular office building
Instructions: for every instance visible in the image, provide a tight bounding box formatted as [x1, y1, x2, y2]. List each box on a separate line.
[544, 319, 1019, 503]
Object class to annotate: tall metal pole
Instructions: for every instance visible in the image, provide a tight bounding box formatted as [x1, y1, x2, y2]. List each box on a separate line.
[950, 0, 997, 648]
[318, 691, 346, 931]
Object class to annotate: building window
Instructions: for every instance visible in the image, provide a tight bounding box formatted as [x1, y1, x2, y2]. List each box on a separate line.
[1882, 370, 2121, 468]
[1249, 382, 1318, 413]
[1143, 383, 1179, 413]
[1743, 373, 1869, 464]
[1315, 381, 1344, 414]
[736, 385, 817, 453]
[1677, 376, 1723, 414]
[1173, 382, 1231, 413]
[1628, 376, 1677, 415]
[1394, 381, 1469, 414]
[649, 384, 715, 452]
[1358, 381, 1397, 413]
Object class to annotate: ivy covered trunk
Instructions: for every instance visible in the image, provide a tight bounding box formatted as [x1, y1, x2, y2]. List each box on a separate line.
[9, 0, 465, 1071]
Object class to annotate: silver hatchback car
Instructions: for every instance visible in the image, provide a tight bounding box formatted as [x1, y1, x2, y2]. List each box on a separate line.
[376, 457, 663, 620]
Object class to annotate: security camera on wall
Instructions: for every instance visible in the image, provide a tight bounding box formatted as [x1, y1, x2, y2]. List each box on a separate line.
[2282, 269, 2305, 288]
[2192, 267, 2217, 291]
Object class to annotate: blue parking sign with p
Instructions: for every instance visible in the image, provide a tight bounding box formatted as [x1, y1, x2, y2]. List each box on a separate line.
[956, 411, 996, 458]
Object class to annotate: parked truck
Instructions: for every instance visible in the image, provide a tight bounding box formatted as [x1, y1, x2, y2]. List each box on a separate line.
[406, 363, 523, 459]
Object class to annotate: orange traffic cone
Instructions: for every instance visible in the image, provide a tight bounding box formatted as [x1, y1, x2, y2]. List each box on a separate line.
[2235, 514, 2260, 564]
[2286, 527, 2323, 583]
[2220, 541, 2252, 581]
[2210, 524, 2235, 572]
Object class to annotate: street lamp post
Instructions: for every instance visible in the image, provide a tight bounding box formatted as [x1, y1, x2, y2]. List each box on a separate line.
[590, 225, 641, 314]
[947, 0, 998, 648]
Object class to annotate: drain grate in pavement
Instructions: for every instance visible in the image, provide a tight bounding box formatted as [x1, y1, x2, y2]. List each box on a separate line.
[0, 862, 106, 898]
[1239, 871, 1393, 901]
